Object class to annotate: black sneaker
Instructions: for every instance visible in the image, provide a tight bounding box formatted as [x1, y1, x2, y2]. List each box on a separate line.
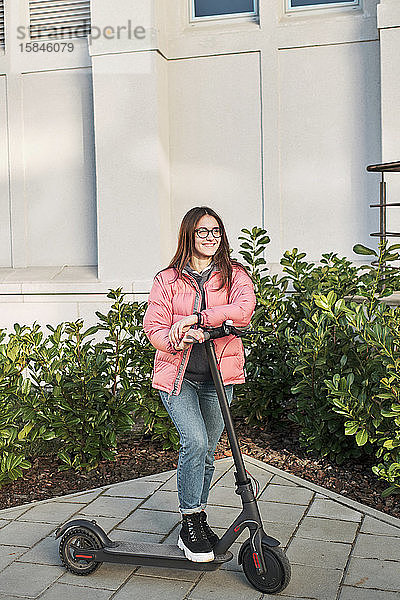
[200, 510, 220, 549]
[178, 512, 214, 562]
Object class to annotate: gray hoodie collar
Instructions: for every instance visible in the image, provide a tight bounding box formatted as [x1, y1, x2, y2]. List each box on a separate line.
[183, 261, 216, 277]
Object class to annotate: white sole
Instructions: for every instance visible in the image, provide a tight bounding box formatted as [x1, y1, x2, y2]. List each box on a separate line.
[178, 536, 214, 562]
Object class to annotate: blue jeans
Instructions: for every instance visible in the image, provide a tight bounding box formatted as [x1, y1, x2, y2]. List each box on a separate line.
[159, 379, 233, 515]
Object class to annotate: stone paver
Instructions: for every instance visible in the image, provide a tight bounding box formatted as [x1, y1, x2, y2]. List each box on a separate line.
[0, 546, 26, 570]
[258, 500, 307, 524]
[112, 575, 194, 600]
[0, 563, 63, 597]
[0, 457, 399, 600]
[361, 515, 400, 536]
[77, 496, 142, 518]
[188, 569, 261, 600]
[16, 502, 83, 524]
[0, 507, 29, 519]
[352, 532, 400, 560]
[339, 586, 400, 599]
[19, 535, 61, 566]
[344, 556, 400, 591]
[307, 498, 362, 522]
[206, 485, 242, 508]
[136, 563, 199, 581]
[59, 562, 135, 590]
[103, 480, 161, 498]
[286, 537, 351, 569]
[258, 484, 314, 505]
[40, 583, 114, 600]
[0, 521, 55, 547]
[158, 477, 178, 492]
[54, 490, 104, 504]
[295, 516, 359, 543]
[139, 490, 179, 512]
[137, 470, 175, 482]
[281, 564, 343, 600]
[116, 508, 179, 534]
[270, 474, 297, 487]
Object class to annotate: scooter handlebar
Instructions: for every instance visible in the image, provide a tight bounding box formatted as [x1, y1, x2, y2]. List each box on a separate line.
[187, 320, 255, 343]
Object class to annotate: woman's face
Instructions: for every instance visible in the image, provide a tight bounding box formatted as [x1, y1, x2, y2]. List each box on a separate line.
[193, 214, 221, 260]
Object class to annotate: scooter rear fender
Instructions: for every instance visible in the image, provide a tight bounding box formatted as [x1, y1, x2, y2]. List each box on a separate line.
[55, 519, 118, 548]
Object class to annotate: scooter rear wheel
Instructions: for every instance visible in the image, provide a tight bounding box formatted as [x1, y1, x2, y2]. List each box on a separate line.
[59, 527, 102, 575]
[241, 542, 291, 594]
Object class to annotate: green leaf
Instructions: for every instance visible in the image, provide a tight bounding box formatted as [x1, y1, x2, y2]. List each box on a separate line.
[381, 485, 400, 498]
[355, 430, 368, 446]
[345, 421, 359, 436]
[313, 296, 330, 311]
[353, 244, 377, 256]
[383, 439, 400, 449]
[22, 379, 31, 396]
[18, 423, 34, 441]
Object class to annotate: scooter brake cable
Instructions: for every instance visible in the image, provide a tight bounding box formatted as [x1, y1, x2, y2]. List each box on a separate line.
[245, 469, 260, 498]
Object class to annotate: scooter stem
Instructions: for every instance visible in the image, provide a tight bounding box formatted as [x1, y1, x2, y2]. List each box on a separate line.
[204, 339, 249, 485]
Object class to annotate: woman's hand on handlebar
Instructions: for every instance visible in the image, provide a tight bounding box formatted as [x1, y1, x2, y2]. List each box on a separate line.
[174, 328, 205, 351]
[169, 315, 198, 348]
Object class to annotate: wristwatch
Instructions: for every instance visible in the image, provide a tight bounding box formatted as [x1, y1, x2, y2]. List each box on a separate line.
[195, 312, 202, 326]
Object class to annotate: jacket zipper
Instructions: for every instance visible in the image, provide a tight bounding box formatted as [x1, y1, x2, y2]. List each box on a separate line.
[171, 270, 218, 395]
[171, 277, 202, 395]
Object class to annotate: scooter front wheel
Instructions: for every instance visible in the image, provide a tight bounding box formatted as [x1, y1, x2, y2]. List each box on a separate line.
[59, 527, 102, 575]
[241, 542, 291, 594]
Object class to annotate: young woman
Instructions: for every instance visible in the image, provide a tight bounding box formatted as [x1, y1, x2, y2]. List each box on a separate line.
[143, 206, 256, 563]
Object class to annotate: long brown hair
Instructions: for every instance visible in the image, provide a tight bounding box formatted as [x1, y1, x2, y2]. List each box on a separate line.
[168, 206, 243, 292]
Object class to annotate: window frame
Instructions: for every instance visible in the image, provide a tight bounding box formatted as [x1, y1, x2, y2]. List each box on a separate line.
[190, 0, 258, 23]
[286, 0, 360, 12]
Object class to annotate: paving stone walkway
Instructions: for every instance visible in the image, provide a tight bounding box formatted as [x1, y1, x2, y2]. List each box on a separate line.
[0, 455, 399, 600]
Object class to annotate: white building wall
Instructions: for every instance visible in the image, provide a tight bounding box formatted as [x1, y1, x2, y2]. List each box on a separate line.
[0, 0, 96, 271]
[23, 68, 97, 266]
[163, 0, 381, 267]
[0, 0, 392, 332]
[0, 75, 10, 267]
[279, 41, 381, 258]
[168, 51, 263, 259]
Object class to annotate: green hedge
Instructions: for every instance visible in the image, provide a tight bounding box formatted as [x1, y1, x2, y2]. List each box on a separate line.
[234, 228, 400, 497]
[1, 231, 400, 497]
[0, 291, 177, 481]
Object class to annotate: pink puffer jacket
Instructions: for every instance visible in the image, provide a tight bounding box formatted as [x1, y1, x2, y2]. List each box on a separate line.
[143, 265, 256, 395]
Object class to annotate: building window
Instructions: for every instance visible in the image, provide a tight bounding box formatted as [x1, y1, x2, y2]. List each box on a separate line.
[29, 0, 91, 40]
[287, 0, 359, 8]
[192, 0, 258, 20]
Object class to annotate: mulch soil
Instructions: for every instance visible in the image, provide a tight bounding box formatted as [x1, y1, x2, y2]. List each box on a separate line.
[0, 418, 398, 519]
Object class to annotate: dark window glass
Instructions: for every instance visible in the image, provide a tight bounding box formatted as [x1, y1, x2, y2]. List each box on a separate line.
[291, 0, 355, 6]
[194, 0, 255, 18]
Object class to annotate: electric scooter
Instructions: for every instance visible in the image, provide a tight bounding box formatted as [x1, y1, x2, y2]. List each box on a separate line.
[55, 321, 291, 594]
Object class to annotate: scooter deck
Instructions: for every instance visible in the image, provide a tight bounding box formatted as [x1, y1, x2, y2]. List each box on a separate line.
[98, 540, 233, 571]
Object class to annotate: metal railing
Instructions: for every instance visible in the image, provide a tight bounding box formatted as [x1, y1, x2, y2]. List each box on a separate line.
[367, 161, 400, 244]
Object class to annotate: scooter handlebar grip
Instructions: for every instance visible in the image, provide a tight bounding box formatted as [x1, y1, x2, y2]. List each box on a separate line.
[186, 322, 253, 343]
[185, 332, 210, 343]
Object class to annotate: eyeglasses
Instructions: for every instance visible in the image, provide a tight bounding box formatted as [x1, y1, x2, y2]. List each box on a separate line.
[195, 227, 222, 239]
